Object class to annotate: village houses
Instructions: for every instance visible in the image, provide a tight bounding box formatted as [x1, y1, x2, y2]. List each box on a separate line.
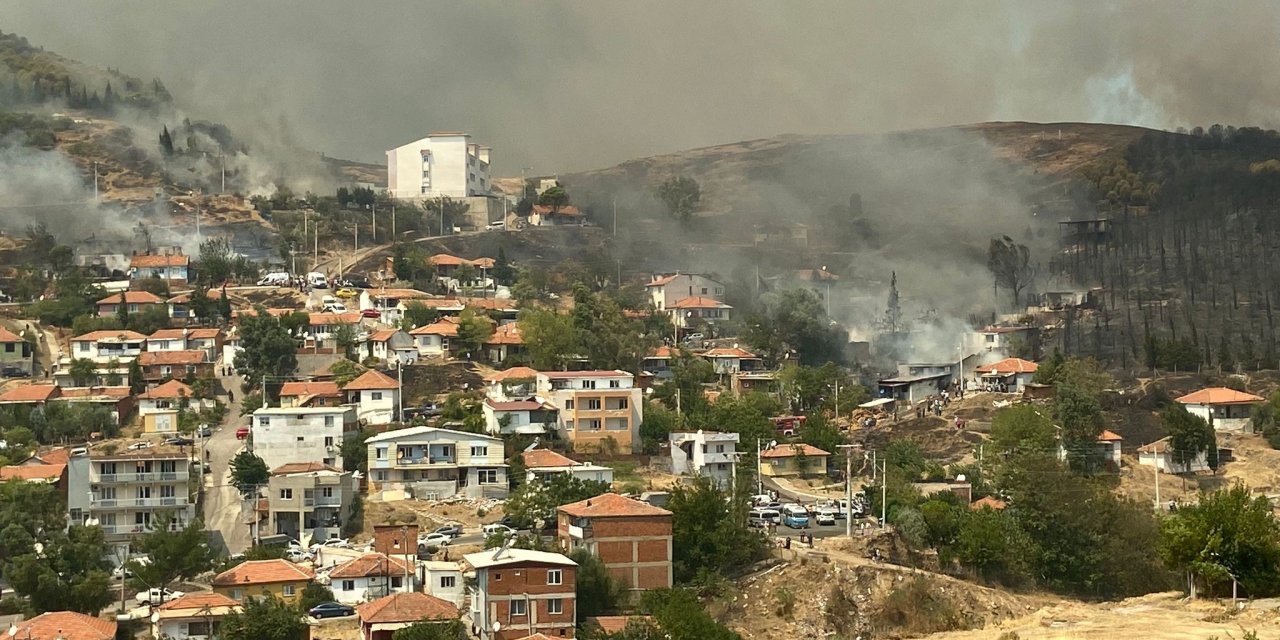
[365, 425, 508, 500]
[465, 548, 577, 640]
[535, 370, 643, 454]
[557, 492, 674, 593]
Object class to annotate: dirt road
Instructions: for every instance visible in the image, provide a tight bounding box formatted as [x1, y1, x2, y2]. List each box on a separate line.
[203, 371, 251, 556]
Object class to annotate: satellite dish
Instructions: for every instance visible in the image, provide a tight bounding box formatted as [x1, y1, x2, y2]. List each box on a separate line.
[32, 542, 43, 556]
[10, 623, 20, 637]
[493, 622, 502, 632]
[768, 440, 777, 449]
[150, 612, 160, 624]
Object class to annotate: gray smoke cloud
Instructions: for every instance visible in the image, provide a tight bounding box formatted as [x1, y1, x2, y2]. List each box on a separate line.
[1, 1, 1278, 174]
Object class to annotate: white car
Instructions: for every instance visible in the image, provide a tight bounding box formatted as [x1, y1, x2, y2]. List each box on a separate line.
[258, 272, 291, 286]
[126, 441, 151, 451]
[486, 220, 506, 230]
[323, 303, 347, 313]
[307, 272, 329, 289]
[285, 548, 313, 563]
[482, 523, 516, 536]
[315, 538, 351, 549]
[814, 510, 837, 526]
[135, 588, 184, 605]
[418, 533, 451, 547]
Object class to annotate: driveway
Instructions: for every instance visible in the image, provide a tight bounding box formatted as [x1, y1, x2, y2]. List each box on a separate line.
[203, 373, 252, 556]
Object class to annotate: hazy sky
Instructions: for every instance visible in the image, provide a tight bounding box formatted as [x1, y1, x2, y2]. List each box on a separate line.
[3, 1, 1278, 173]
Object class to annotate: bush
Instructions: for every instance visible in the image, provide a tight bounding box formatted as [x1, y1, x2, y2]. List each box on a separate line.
[873, 576, 964, 635]
[774, 586, 796, 618]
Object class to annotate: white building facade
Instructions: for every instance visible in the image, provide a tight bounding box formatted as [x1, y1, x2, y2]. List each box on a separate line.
[669, 430, 740, 487]
[386, 132, 492, 199]
[365, 426, 508, 500]
[250, 406, 356, 471]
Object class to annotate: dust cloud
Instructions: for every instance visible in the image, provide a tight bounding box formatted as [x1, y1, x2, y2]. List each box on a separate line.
[1, 2, 1278, 173]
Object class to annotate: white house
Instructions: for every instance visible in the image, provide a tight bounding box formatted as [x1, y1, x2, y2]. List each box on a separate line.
[645, 273, 725, 311]
[409, 319, 457, 358]
[421, 561, 465, 608]
[1058, 429, 1124, 471]
[482, 398, 557, 436]
[483, 367, 539, 401]
[669, 431, 740, 487]
[153, 592, 241, 640]
[972, 357, 1039, 392]
[306, 312, 363, 350]
[386, 132, 492, 199]
[363, 329, 418, 366]
[700, 347, 763, 375]
[136, 379, 195, 417]
[250, 406, 356, 471]
[967, 325, 1037, 359]
[1137, 437, 1212, 474]
[1176, 387, 1264, 432]
[366, 289, 433, 326]
[328, 552, 415, 604]
[519, 447, 614, 485]
[365, 426, 508, 500]
[343, 369, 400, 425]
[667, 296, 732, 329]
[129, 250, 190, 285]
[68, 330, 147, 363]
[536, 370, 644, 454]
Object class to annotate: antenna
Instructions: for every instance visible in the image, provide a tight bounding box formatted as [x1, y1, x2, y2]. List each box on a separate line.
[491, 534, 515, 561]
[522, 437, 540, 453]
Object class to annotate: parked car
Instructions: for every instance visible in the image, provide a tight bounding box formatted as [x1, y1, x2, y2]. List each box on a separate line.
[164, 436, 194, 446]
[307, 272, 329, 289]
[285, 548, 313, 563]
[418, 532, 451, 547]
[235, 427, 250, 440]
[360, 308, 381, 318]
[314, 538, 351, 549]
[403, 404, 442, 419]
[126, 441, 151, 451]
[111, 556, 150, 580]
[482, 523, 516, 536]
[135, 588, 184, 605]
[748, 508, 781, 528]
[0, 366, 30, 378]
[486, 220, 506, 230]
[308, 602, 355, 619]
[323, 302, 348, 313]
[258, 272, 291, 286]
[433, 523, 463, 538]
[814, 510, 837, 526]
[336, 274, 372, 289]
[197, 425, 213, 438]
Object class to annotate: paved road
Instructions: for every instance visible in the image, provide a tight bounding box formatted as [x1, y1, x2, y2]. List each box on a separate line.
[203, 373, 252, 556]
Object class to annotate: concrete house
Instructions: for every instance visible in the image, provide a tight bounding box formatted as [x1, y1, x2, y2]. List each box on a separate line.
[167, 288, 228, 322]
[386, 132, 492, 199]
[367, 288, 433, 326]
[68, 330, 147, 363]
[79, 446, 196, 561]
[130, 250, 190, 285]
[306, 312, 363, 350]
[148, 328, 224, 362]
[356, 592, 458, 640]
[973, 357, 1039, 392]
[482, 398, 558, 436]
[365, 426, 508, 500]
[759, 443, 830, 477]
[557, 492, 674, 593]
[344, 369, 400, 425]
[0, 326, 34, 376]
[250, 406, 356, 471]
[421, 561, 466, 608]
[363, 329, 418, 366]
[153, 592, 241, 640]
[96, 290, 166, 317]
[410, 318, 458, 358]
[137, 379, 194, 434]
[212, 559, 315, 604]
[667, 296, 732, 330]
[484, 322, 525, 364]
[519, 448, 613, 485]
[1176, 387, 1265, 432]
[137, 350, 212, 383]
[12, 611, 116, 640]
[278, 381, 344, 408]
[669, 431, 739, 487]
[465, 548, 577, 640]
[330, 552, 416, 604]
[645, 273, 725, 311]
[267, 462, 358, 544]
[536, 370, 644, 454]
[1058, 430, 1124, 471]
[700, 347, 762, 375]
[1137, 437, 1212, 474]
[483, 367, 540, 401]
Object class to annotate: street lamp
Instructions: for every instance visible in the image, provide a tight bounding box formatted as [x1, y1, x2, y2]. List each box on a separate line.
[756, 438, 776, 497]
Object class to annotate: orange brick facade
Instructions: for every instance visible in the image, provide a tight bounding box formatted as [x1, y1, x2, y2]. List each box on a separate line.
[557, 513, 673, 592]
[371, 524, 419, 558]
[480, 562, 576, 640]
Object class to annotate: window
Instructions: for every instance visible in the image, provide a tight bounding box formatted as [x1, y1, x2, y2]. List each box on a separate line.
[372, 392, 383, 401]
[324, 436, 334, 447]
[375, 471, 387, 481]
[160, 485, 175, 498]
[478, 469, 498, 484]
[701, 287, 708, 294]
[376, 447, 388, 460]
[716, 444, 724, 453]
[547, 569, 562, 585]
[341, 580, 355, 591]
[548, 598, 563, 614]
[280, 489, 293, 500]
[616, 397, 628, 409]
[582, 380, 596, 390]
[493, 572, 501, 581]
[440, 576, 455, 589]
[282, 584, 295, 596]
[78, 342, 90, 352]
[324, 416, 335, 427]
[231, 589, 242, 600]
[585, 399, 601, 410]
[391, 576, 403, 588]
[4, 344, 12, 353]
[322, 486, 334, 498]
[510, 599, 526, 616]
[156, 400, 171, 409]
[609, 380, 621, 388]
[565, 399, 574, 410]
[471, 446, 488, 457]
[258, 416, 269, 427]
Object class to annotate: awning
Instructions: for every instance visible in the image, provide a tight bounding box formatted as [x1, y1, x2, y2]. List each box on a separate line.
[858, 398, 894, 408]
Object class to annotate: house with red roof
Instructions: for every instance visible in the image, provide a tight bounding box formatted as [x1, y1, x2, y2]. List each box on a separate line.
[137, 349, 213, 383]
[482, 397, 558, 436]
[167, 288, 228, 322]
[700, 346, 762, 375]
[130, 250, 190, 285]
[759, 443, 831, 477]
[212, 559, 315, 603]
[483, 322, 525, 364]
[1137, 436, 1213, 474]
[152, 591, 241, 640]
[557, 493, 673, 593]
[409, 317, 458, 358]
[356, 591, 458, 640]
[344, 369, 401, 425]
[667, 296, 733, 330]
[645, 273, 725, 311]
[67, 330, 147, 363]
[278, 381, 344, 408]
[1177, 387, 1265, 431]
[95, 290, 166, 316]
[1058, 430, 1125, 472]
[973, 357, 1039, 392]
[528, 203, 585, 227]
[329, 552, 415, 604]
[0, 382, 60, 407]
[11, 611, 115, 640]
[483, 366, 539, 400]
[516, 446, 613, 484]
[137, 379, 195, 434]
[0, 326, 33, 375]
[361, 328, 417, 365]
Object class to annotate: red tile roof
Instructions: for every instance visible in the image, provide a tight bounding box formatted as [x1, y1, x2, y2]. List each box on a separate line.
[0, 384, 60, 403]
[279, 381, 341, 397]
[410, 319, 459, 336]
[97, 291, 165, 305]
[484, 323, 523, 345]
[646, 274, 680, 287]
[271, 462, 340, 475]
[167, 289, 226, 304]
[0, 463, 65, 482]
[540, 370, 631, 379]
[71, 330, 147, 342]
[308, 312, 362, 326]
[558, 492, 672, 518]
[485, 399, 547, 412]
[343, 369, 399, 391]
[149, 328, 222, 340]
[13, 611, 116, 640]
[702, 347, 757, 358]
[1098, 430, 1124, 442]
[970, 496, 1008, 511]
[137, 379, 194, 400]
[35, 448, 70, 465]
[646, 346, 676, 359]
[669, 296, 731, 309]
[0, 327, 23, 342]
[1177, 387, 1265, 405]
[586, 616, 650, 634]
[429, 254, 468, 266]
[761, 443, 830, 458]
[368, 329, 401, 342]
[974, 357, 1039, 374]
[531, 204, 583, 217]
[212, 559, 315, 586]
[329, 553, 412, 579]
[157, 591, 240, 611]
[485, 366, 539, 382]
[520, 448, 579, 469]
[131, 253, 189, 268]
[138, 350, 208, 366]
[355, 592, 457, 624]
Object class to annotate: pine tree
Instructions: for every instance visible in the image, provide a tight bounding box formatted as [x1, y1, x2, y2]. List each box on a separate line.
[884, 271, 902, 333]
[159, 126, 174, 156]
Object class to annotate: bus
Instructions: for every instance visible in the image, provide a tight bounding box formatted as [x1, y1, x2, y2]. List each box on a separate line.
[781, 504, 810, 528]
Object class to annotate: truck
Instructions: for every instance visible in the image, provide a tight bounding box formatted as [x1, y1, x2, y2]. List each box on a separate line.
[771, 415, 807, 437]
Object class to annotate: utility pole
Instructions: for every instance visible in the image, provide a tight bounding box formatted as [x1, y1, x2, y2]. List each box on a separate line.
[396, 362, 403, 423]
[880, 460, 887, 530]
[372, 203, 377, 243]
[391, 205, 396, 239]
[439, 195, 445, 236]
[838, 444, 857, 537]
[354, 220, 358, 253]
[314, 220, 319, 269]
[220, 154, 226, 193]
[612, 198, 617, 237]
[1154, 465, 1160, 512]
[93, 161, 99, 202]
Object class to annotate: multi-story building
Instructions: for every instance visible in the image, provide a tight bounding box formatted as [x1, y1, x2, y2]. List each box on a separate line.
[556, 493, 673, 594]
[363, 329, 418, 366]
[68, 330, 147, 364]
[409, 318, 458, 358]
[212, 559, 314, 604]
[536, 371, 643, 454]
[250, 406, 356, 471]
[81, 446, 195, 559]
[667, 296, 733, 330]
[266, 462, 358, 543]
[386, 132, 492, 199]
[644, 273, 724, 311]
[0, 326, 33, 376]
[137, 379, 194, 434]
[147, 328, 225, 362]
[329, 552, 416, 604]
[278, 381, 344, 408]
[482, 398, 557, 436]
[465, 548, 577, 640]
[669, 431, 740, 487]
[365, 426, 507, 500]
[137, 350, 213, 383]
[343, 369, 400, 425]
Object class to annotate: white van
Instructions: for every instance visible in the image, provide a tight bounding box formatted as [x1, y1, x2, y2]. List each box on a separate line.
[748, 508, 781, 528]
[307, 272, 329, 289]
[257, 272, 291, 286]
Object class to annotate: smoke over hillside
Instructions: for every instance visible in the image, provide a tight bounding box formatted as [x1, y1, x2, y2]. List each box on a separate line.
[1, 2, 1278, 173]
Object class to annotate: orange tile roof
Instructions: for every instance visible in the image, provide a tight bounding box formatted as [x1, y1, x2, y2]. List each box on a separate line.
[429, 253, 468, 266]
[157, 591, 240, 611]
[59, 386, 130, 399]
[343, 369, 399, 391]
[271, 462, 340, 475]
[471, 257, 496, 269]
[355, 592, 457, 624]
[0, 327, 23, 342]
[558, 492, 672, 518]
[279, 381, 342, 397]
[0, 463, 65, 482]
[131, 253, 189, 268]
[137, 379, 194, 400]
[974, 357, 1039, 374]
[970, 496, 1008, 511]
[167, 289, 226, 304]
[308, 312, 362, 326]
[531, 204, 583, 217]
[138, 350, 208, 366]
[646, 274, 680, 287]
[484, 323, 523, 345]
[512, 635, 557, 640]
[35, 448, 71, 465]
[97, 291, 165, 305]
[541, 370, 630, 379]
[761, 443, 830, 458]
[485, 366, 539, 382]
[212, 559, 315, 586]
[702, 347, 757, 358]
[149, 328, 222, 340]
[1098, 430, 1123, 442]
[586, 616, 650, 634]
[1177, 387, 1265, 405]
[410, 320, 458, 336]
[0, 384, 60, 403]
[520, 448, 580, 469]
[329, 553, 412, 579]
[486, 398, 548, 412]
[71, 330, 147, 342]
[369, 329, 401, 342]
[668, 296, 731, 309]
[460, 297, 517, 312]
[646, 346, 676, 359]
[14, 611, 116, 640]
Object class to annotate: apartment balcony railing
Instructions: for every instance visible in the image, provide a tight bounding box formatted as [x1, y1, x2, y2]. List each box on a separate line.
[95, 472, 181, 483]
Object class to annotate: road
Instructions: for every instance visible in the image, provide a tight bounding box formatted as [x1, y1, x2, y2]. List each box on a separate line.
[203, 371, 252, 556]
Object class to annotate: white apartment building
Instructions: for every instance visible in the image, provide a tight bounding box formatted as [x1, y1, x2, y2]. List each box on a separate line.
[421, 561, 465, 608]
[536, 371, 644, 454]
[645, 273, 725, 311]
[250, 406, 356, 471]
[386, 132, 492, 199]
[77, 447, 196, 561]
[365, 426, 508, 500]
[68, 330, 147, 363]
[343, 369, 400, 425]
[669, 431, 740, 488]
[266, 462, 359, 544]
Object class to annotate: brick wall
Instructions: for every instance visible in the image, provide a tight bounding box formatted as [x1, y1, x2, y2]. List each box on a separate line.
[635, 539, 668, 563]
[635, 565, 670, 590]
[592, 516, 671, 538]
[371, 524, 419, 557]
[485, 563, 576, 596]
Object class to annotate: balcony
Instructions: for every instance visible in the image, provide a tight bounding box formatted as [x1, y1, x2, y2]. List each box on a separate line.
[95, 472, 181, 483]
[702, 452, 737, 465]
[93, 496, 189, 509]
[302, 496, 344, 507]
[395, 456, 455, 467]
[567, 524, 593, 540]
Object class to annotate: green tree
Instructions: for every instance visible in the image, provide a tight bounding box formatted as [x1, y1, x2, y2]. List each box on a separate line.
[221, 595, 307, 640]
[655, 176, 701, 223]
[127, 513, 215, 589]
[666, 476, 767, 585]
[743, 289, 844, 366]
[1163, 404, 1219, 472]
[230, 451, 269, 492]
[569, 548, 626, 621]
[332, 323, 359, 360]
[196, 237, 239, 286]
[504, 474, 609, 529]
[989, 404, 1057, 455]
[651, 351, 715, 418]
[953, 508, 1031, 584]
[297, 582, 336, 612]
[68, 358, 96, 387]
[234, 308, 299, 395]
[518, 309, 580, 370]
[537, 185, 570, 211]
[402, 301, 439, 330]
[342, 428, 374, 474]
[639, 401, 680, 455]
[4, 524, 113, 614]
[798, 415, 843, 470]
[1158, 484, 1280, 596]
[128, 358, 145, 394]
[390, 621, 467, 640]
[492, 247, 515, 285]
[1054, 384, 1105, 470]
[637, 589, 741, 640]
[454, 308, 493, 359]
